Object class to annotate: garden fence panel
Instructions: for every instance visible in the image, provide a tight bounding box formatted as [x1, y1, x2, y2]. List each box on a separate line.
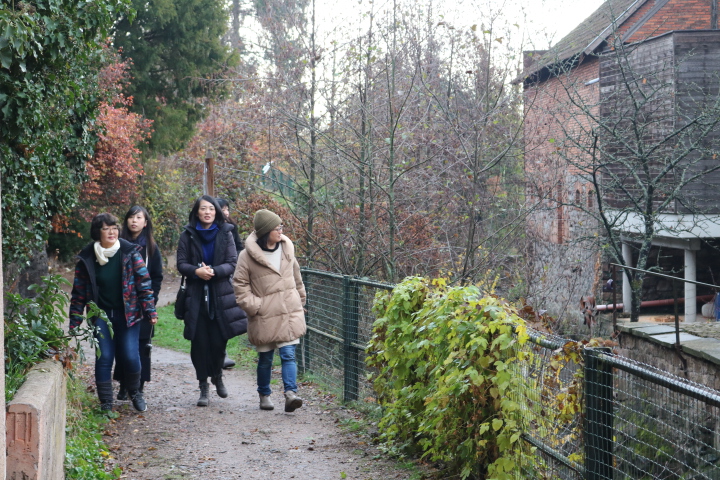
[301, 268, 720, 478]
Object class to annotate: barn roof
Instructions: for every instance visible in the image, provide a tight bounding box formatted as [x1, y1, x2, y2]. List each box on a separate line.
[522, 0, 648, 82]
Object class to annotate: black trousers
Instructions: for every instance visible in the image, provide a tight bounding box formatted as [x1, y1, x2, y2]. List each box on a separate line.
[191, 307, 227, 381]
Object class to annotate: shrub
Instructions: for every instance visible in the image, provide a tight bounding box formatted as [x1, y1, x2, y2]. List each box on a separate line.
[4, 274, 103, 401]
[367, 276, 532, 480]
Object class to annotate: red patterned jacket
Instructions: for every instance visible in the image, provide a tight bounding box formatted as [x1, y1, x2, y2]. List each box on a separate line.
[70, 238, 158, 329]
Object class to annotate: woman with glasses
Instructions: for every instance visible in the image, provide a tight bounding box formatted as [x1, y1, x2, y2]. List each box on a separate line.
[233, 209, 307, 412]
[176, 195, 248, 406]
[69, 213, 158, 412]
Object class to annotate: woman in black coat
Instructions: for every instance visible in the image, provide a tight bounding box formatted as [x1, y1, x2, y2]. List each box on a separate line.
[115, 205, 164, 400]
[176, 195, 248, 406]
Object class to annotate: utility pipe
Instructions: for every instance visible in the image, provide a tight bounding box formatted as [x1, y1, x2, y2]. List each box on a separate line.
[596, 294, 714, 311]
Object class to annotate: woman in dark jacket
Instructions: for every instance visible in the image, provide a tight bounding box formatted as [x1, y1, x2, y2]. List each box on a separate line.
[70, 213, 158, 412]
[216, 197, 243, 369]
[114, 205, 164, 400]
[216, 197, 243, 256]
[176, 195, 248, 406]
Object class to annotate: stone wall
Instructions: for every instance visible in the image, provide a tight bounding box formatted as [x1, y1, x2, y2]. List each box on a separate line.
[617, 331, 720, 390]
[6, 359, 67, 480]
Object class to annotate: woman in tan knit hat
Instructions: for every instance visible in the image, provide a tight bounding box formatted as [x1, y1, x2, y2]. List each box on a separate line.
[232, 209, 307, 412]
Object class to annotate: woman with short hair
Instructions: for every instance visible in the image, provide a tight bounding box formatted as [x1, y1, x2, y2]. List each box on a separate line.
[70, 212, 158, 412]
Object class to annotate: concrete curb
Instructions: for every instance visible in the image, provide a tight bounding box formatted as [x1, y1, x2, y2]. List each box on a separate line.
[6, 359, 66, 480]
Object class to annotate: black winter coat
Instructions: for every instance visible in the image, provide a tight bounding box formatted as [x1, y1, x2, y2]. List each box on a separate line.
[137, 243, 163, 340]
[176, 222, 247, 341]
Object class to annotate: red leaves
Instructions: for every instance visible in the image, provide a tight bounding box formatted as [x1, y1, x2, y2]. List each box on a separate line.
[80, 57, 153, 217]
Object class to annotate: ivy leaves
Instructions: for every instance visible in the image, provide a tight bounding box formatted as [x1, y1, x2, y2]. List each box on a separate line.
[0, 0, 132, 265]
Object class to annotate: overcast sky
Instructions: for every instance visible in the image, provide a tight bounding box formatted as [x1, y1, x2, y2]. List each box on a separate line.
[311, 0, 607, 51]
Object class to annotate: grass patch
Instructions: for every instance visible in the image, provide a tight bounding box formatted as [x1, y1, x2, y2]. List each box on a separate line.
[153, 304, 257, 366]
[65, 370, 121, 479]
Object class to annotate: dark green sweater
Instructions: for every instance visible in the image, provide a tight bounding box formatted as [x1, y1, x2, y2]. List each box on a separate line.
[96, 253, 123, 310]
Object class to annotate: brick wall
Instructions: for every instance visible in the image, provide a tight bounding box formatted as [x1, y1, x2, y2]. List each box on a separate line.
[620, 0, 713, 44]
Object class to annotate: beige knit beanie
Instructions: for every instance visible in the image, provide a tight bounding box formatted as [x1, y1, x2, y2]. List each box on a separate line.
[253, 209, 282, 238]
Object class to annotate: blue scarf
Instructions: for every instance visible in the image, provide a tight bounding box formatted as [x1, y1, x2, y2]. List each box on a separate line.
[195, 223, 219, 266]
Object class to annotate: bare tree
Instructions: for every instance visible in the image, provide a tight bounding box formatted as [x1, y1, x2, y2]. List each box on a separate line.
[531, 31, 720, 322]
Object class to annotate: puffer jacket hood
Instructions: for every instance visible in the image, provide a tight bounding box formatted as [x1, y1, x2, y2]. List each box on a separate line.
[232, 232, 306, 346]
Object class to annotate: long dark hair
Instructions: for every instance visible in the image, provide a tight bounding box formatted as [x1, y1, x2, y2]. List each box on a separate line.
[216, 197, 237, 226]
[256, 231, 273, 251]
[188, 195, 225, 227]
[120, 205, 157, 258]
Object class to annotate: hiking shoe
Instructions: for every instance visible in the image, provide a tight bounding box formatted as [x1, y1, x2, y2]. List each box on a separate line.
[259, 394, 274, 411]
[117, 385, 128, 401]
[284, 390, 303, 413]
[223, 354, 236, 369]
[130, 390, 147, 412]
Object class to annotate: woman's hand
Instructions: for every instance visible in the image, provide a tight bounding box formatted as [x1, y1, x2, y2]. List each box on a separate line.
[149, 315, 158, 325]
[195, 263, 215, 281]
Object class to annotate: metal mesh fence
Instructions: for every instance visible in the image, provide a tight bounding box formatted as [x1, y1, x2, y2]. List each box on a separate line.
[511, 329, 720, 479]
[301, 269, 720, 478]
[300, 268, 392, 402]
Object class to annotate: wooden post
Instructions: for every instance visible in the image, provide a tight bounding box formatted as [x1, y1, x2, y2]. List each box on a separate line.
[204, 152, 215, 197]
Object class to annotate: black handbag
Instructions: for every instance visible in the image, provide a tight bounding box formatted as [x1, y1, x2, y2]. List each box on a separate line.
[174, 276, 187, 319]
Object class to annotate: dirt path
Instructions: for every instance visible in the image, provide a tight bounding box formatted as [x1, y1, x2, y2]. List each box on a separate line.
[68, 266, 430, 480]
[102, 346, 423, 480]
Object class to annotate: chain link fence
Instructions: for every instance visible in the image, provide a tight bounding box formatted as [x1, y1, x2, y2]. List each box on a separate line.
[301, 268, 720, 478]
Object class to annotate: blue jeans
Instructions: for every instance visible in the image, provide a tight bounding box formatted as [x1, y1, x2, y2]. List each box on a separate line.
[257, 344, 298, 396]
[94, 309, 141, 383]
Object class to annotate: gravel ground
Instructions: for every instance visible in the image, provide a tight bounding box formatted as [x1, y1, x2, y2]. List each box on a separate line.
[70, 269, 435, 480]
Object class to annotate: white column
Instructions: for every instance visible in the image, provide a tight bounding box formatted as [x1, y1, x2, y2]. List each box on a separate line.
[685, 249, 697, 323]
[622, 242, 633, 313]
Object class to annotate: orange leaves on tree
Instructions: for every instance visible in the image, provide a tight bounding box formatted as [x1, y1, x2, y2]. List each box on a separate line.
[80, 55, 153, 219]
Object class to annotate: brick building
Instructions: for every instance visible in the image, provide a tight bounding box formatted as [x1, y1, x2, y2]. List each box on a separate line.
[522, 0, 720, 324]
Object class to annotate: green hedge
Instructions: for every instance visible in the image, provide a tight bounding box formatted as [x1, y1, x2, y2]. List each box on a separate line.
[368, 277, 533, 480]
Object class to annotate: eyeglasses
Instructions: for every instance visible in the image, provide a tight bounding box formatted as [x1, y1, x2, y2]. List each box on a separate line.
[274, 225, 284, 232]
[101, 226, 119, 232]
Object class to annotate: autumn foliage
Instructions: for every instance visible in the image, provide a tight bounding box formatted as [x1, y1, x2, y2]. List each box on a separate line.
[80, 55, 152, 218]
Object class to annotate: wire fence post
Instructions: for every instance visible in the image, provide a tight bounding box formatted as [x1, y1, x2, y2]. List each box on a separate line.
[300, 272, 312, 375]
[342, 275, 360, 402]
[584, 347, 614, 480]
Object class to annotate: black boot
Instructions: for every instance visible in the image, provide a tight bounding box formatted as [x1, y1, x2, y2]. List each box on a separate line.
[211, 374, 228, 398]
[222, 351, 236, 369]
[96, 381, 114, 412]
[126, 371, 147, 412]
[117, 385, 128, 401]
[197, 380, 210, 406]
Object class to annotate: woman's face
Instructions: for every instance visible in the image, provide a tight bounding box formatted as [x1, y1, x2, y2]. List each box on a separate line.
[100, 223, 119, 248]
[221, 205, 230, 219]
[197, 200, 216, 228]
[268, 224, 283, 244]
[126, 211, 147, 237]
